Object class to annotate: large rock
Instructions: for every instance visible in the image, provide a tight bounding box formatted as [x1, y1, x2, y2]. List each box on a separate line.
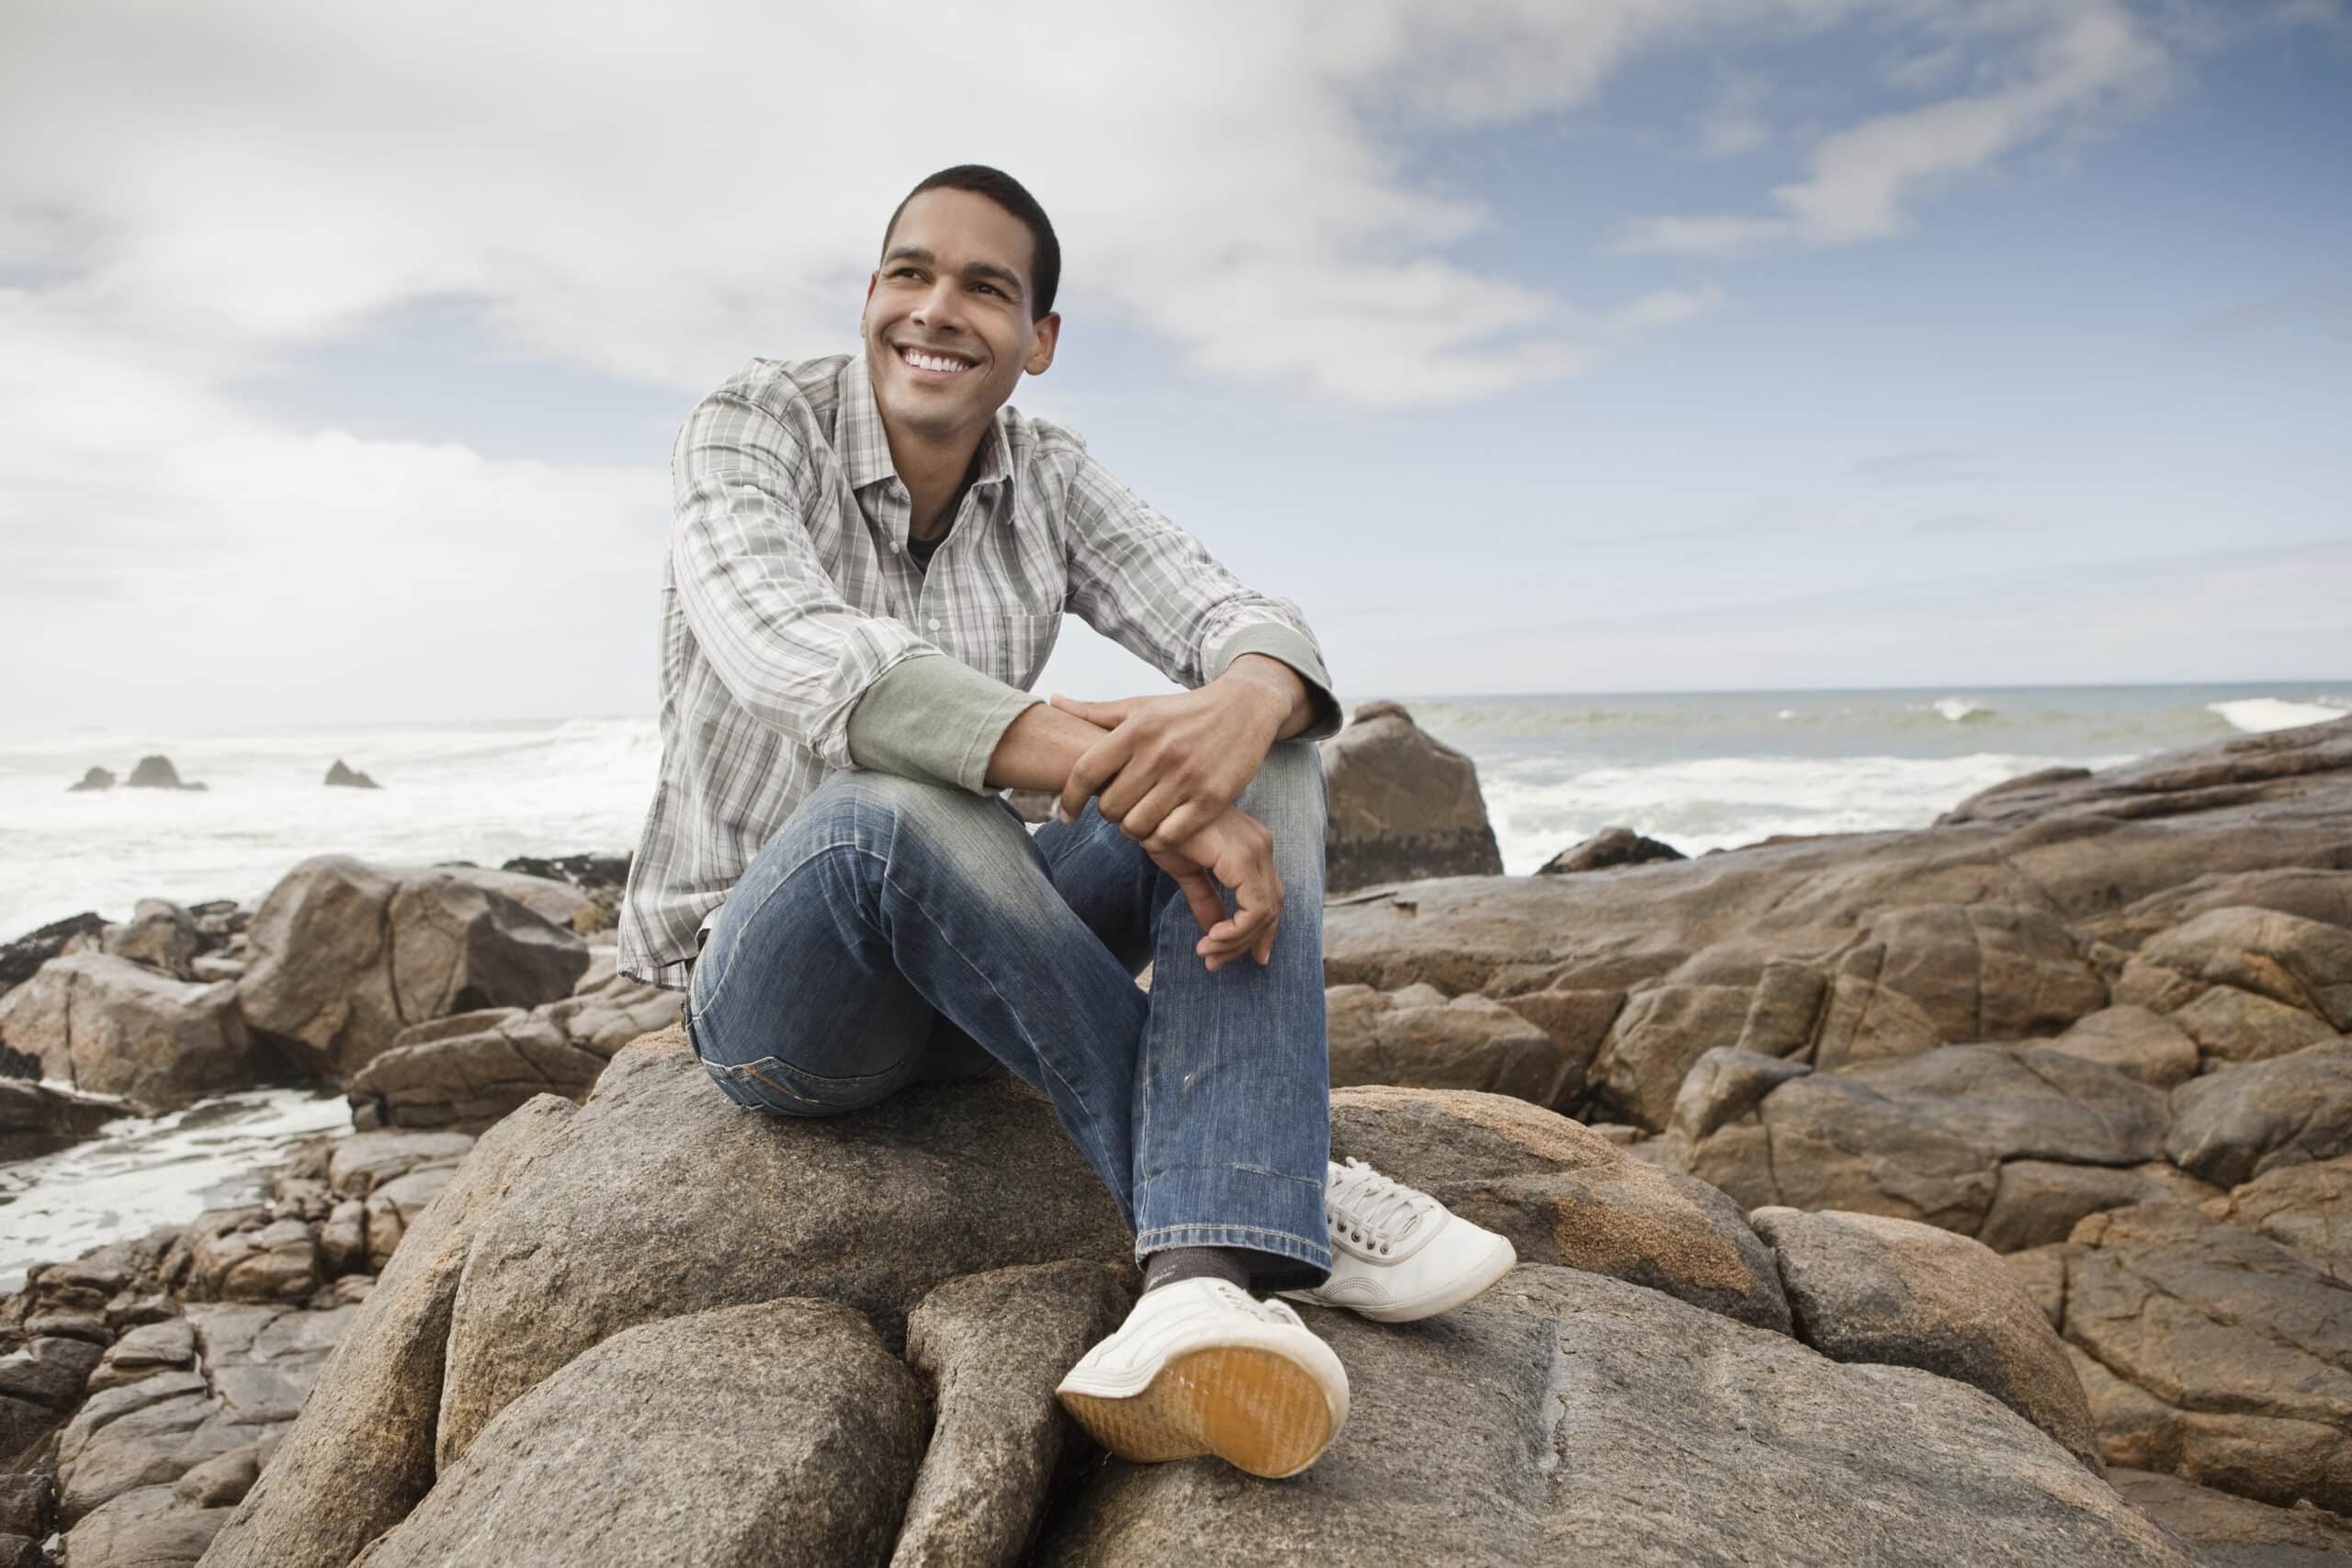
[1668, 1043, 2171, 1240]
[432, 1030, 1134, 1467]
[2057, 1201, 2352, 1511]
[199, 1097, 575, 1568]
[1535, 826, 1685, 875]
[0, 953, 254, 1110]
[1978, 1159, 2222, 1253]
[1324, 982, 1584, 1108]
[124, 754, 203, 790]
[234, 855, 591, 1080]
[1748, 1206, 2100, 1470]
[1035, 1265, 2199, 1566]
[2199, 1155, 2352, 1285]
[895, 1261, 1132, 1568]
[1319, 701, 1502, 894]
[345, 971, 677, 1132]
[2120, 906, 2352, 1033]
[2166, 1041, 2352, 1186]
[2109, 1466, 2352, 1566]
[102, 898, 201, 980]
[1329, 1086, 1790, 1332]
[2043, 1006, 2201, 1089]
[347, 1301, 924, 1568]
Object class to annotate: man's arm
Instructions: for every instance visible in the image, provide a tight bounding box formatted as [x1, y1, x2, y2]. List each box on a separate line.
[1044, 450, 1341, 845]
[673, 367, 1038, 788]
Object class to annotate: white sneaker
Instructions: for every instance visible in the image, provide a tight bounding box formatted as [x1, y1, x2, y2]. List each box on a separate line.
[1279, 1156, 1518, 1323]
[1054, 1276, 1351, 1479]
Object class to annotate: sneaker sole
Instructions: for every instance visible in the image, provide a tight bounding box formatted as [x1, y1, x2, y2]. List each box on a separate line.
[1283, 1235, 1518, 1323]
[1057, 1343, 1341, 1479]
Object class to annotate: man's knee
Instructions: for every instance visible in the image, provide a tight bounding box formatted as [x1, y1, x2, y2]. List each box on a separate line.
[1241, 739, 1328, 832]
[805, 768, 1011, 845]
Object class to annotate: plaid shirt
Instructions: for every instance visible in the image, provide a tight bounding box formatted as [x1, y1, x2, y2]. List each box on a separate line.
[616, 351, 1340, 989]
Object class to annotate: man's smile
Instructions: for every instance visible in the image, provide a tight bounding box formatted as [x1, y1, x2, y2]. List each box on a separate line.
[896, 343, 979, 378]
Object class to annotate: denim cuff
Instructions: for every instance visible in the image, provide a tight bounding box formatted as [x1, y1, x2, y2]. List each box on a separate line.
[1134, 1160, 1332, 1291]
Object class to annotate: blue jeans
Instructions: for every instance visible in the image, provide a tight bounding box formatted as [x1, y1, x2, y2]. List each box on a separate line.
[683, 739, 1333, 1289]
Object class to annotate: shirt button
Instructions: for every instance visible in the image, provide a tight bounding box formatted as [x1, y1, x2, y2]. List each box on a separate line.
[888, 540, 899, 553]
[927, 617, 942, 631]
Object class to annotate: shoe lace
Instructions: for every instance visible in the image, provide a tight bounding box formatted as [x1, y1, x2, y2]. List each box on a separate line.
[1325, 1156, 1433, 1256]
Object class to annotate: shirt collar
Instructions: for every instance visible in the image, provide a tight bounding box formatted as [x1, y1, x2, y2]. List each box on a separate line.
[839, 351, 1012, 497]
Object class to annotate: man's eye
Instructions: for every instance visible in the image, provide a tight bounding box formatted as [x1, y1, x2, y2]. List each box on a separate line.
[976, 282, 1001, 297]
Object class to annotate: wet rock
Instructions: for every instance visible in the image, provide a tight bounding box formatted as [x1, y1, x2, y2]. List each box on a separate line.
[124, 755, 203, 790]
[894, 1261, 1133, 1568]
[1324, 982, 1585, 1107]
[199, 1097, 577, 1568]
[1035, 1265, 2197, 1566]
[349, 1300, 924, 1568]
[1319, 701, 1503, 895]
[0, 1076, 132, 1161]
[2167, 1041, 2352, 1186]
[235, 855, 590, 1081]
[1748, 1206, 2099, 1470]
[323, 759, 380, 789]
[68, 766, 116, 792]
[1536, 826, 1686, 875]
[0, 953, 254, 1110]
[0, 909, 107, 1000]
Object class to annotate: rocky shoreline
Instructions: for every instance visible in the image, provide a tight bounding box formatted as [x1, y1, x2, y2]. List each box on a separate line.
[4, 707, 2351, 1565]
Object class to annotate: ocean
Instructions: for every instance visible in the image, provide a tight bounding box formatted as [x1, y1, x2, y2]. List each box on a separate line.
[3, 683, 2346, 939]
[3, 680, 2348, 1290]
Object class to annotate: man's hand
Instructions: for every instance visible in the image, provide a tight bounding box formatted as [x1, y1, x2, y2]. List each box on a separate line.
[1145, 803, 1283, 971]
[1048, 658, 1304, 852]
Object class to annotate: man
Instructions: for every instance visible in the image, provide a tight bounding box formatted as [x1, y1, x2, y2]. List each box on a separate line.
[616, 164, 1515, 1479]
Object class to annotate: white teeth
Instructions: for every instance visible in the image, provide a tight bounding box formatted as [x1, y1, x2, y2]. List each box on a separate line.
[900, 346, 969, 374]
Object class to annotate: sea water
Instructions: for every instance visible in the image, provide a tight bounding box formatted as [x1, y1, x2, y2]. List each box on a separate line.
[1, 683, 2344, 936]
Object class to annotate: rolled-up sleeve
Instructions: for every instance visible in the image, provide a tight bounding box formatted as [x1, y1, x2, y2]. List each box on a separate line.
[671, 384, 944, 771]
[1062, 452, 1341, 740]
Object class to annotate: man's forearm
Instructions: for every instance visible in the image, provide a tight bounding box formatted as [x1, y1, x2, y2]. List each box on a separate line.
[983, 700, 1114, 792]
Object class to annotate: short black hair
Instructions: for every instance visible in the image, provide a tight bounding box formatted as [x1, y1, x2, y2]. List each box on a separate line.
[881, 164, 1060, 321]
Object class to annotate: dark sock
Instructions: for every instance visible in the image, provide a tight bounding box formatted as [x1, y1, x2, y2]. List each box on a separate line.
[1141, 1246, 1252, 1296]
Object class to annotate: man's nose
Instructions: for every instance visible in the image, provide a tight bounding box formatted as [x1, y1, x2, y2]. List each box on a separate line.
[911, 276, 967, 331]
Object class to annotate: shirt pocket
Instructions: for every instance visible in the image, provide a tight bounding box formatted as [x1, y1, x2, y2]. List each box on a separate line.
[994, 610, 1064, 691]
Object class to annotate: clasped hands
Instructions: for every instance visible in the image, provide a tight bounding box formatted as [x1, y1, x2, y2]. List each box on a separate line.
[1048, 660, 1302, 973]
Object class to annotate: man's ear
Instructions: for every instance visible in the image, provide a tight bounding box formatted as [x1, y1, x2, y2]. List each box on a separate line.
[1025, 312, 1060, 375]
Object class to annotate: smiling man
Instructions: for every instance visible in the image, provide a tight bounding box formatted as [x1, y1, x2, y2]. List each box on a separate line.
[616, 164, 1513, 1480]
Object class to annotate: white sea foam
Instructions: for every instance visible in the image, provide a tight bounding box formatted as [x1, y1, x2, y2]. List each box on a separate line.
[1930, 697, 1991, 723]
[0, 716, 661, 934]
[2209, 697, 2350, 735]
[1477, 750, 2133, 874]
[0, 1086, 355, 1293]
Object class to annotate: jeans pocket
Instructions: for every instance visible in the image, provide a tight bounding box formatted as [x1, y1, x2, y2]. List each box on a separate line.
[712, 1053, 908, 1118]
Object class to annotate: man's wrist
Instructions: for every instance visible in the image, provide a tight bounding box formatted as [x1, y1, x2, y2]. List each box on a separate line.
[1219, 654, 1310, 741]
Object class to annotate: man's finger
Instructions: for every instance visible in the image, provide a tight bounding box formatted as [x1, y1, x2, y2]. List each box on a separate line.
[1114, 777, 1186, 843]
[1050, 693, 1136, 724]
[1142, 798, 1219, 855]
[1170, 868, 1227, 937]
[1057, 728, 1136, 823]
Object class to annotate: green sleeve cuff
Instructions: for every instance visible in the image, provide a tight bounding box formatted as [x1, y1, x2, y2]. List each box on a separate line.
[1207, 623, 1342, 741]
[847, 654, 1043, 793]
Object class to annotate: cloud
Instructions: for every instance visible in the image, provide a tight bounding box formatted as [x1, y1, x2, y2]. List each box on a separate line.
[1618, 1, 2172, 254]
[1696, 70, 1774, 156]
[1850, 448, 2004, 486]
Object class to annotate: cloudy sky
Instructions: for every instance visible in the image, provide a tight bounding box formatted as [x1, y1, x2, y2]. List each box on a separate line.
[3, 0, 2346, 735]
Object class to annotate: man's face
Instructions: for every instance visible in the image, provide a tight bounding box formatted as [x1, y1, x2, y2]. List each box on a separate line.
[863, 187, 1058, 445]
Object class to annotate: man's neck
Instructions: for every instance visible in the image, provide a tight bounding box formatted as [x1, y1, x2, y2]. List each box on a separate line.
[887, 422, 989, 542]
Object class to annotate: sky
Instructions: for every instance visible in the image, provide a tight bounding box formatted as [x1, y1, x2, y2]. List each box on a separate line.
[2, 0, 2346, 736]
